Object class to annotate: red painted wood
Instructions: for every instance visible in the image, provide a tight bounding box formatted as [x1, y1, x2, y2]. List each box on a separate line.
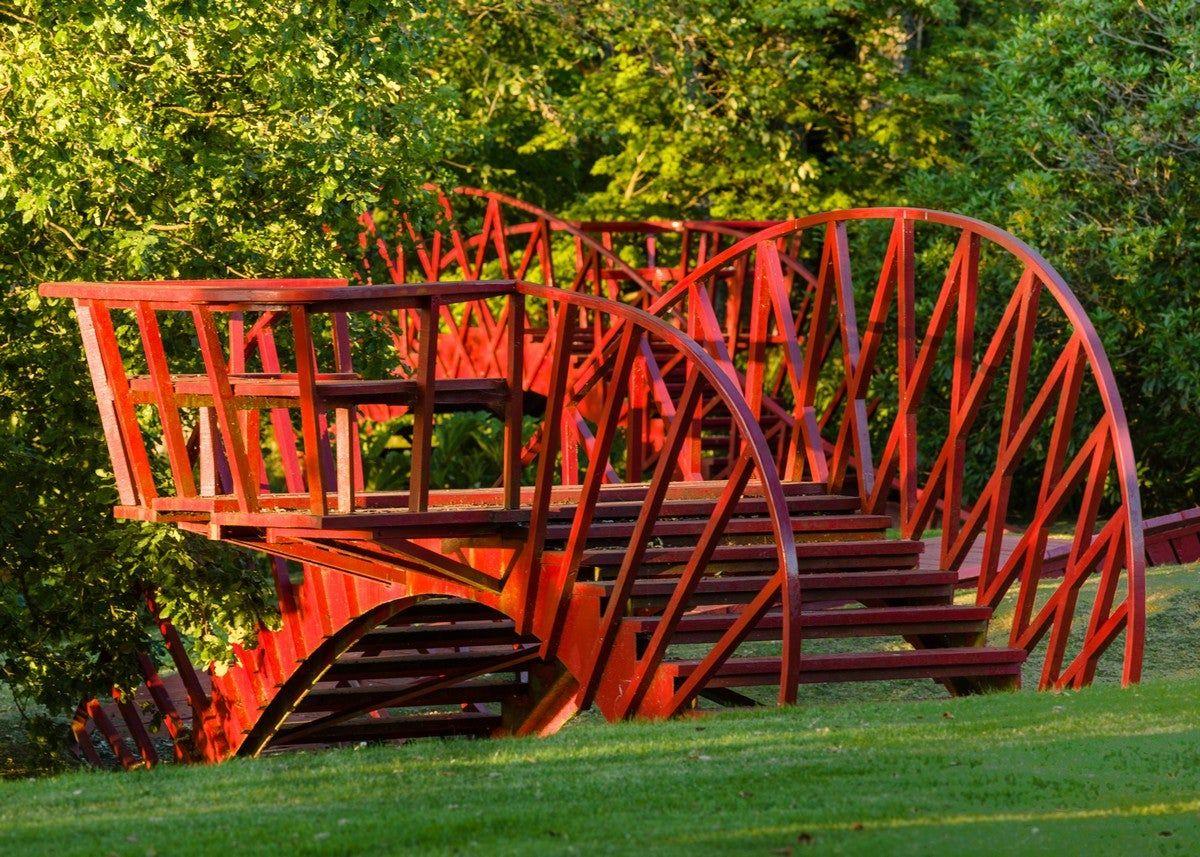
[1143, 507, 1200, 566]
[665, 209, 1142, 689]
[408, 298, 439, 512]
[42, 197, 1145, 766]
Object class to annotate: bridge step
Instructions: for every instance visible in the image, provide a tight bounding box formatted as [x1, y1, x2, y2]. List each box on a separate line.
[575, 570, 959, 610]
[159, 480, 839, 526]
[577, 538, 922, 572]
[325, 646, 538, 681]
[664, 646, 1025, 688]
[623, 605, 991, 644]
[554, 492, 862, 523]
[389, 600, 502, 624]
[352, 619, 536, 651]
[262, 601, 540, 754]
[296, 678, 524, 712]
[274, 711, 502, 746]
[543, 512, 891, 543]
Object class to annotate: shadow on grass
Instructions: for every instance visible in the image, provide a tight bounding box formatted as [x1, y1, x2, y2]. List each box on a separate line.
[1, 678, 1198, 855]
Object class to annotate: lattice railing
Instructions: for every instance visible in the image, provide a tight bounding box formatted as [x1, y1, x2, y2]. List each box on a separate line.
[643, 209, 1144, 687]
[355, 188, 664, 386]
[355, 189, 822, 479]
[41, 277, 803, 705]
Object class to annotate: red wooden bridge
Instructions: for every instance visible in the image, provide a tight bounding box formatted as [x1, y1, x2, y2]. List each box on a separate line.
[42, 192, 1145, 767]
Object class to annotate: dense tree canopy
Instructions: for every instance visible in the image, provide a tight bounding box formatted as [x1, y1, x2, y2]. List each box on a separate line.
[444, 0, 1012, 218]
[907, 0, 1200, 510]
[0, 0, 460, 718]
[0, 0, 1196, 735]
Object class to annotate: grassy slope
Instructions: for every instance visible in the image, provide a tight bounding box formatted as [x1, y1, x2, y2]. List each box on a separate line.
[1, 680, 1199, 855]
[0, 563, 1197, 855]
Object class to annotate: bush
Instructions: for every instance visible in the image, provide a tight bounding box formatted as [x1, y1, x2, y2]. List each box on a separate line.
[906, 0, 1200, 512]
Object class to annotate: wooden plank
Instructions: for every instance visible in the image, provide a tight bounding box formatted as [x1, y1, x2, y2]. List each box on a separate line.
[409, 298, 439, 512]
[289, 307, 327, 515]
[503, 293, 525, 509]
[192, 307, 259, 512]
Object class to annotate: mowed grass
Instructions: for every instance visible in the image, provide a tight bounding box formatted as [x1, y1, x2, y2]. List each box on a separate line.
[0, 562, 1197, 855]
[2, 679, 1200, 855]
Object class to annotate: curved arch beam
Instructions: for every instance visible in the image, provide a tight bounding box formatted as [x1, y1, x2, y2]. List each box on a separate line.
[662, 208, 1144, 685]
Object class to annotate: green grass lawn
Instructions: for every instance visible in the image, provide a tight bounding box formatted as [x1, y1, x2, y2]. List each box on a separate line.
[0, 562, 1197, 855]
[1, 678, 1199, 855]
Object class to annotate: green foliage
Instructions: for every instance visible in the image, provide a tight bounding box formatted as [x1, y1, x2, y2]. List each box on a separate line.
[906, 0, 1200, 511]
[444, 0, 1013, 218]
[447, 0, 1200, 513]
[360, 411, 537, 492]
[0, 0, 460, 716]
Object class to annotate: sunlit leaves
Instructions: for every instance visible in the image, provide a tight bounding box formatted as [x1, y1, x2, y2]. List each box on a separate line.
[442, 0, 1011, 219]
[0, 0, 461, 719]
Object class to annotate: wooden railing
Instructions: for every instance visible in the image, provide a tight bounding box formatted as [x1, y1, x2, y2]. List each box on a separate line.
[40, 277, 803, 702]
[653, 209, 1145, 688]
[355, 188, 812, 478]
[351, 193, 1145, 687]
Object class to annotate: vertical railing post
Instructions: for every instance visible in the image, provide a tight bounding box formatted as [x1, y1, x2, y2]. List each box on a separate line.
[560, 413, 580, 485]
[895, 218, 918, 527]
[503, 290, 525, 510]
[193, 306, 258, 513]
[684, 284, 704, 477]
[330, 310, 357, 514]
[72, 299, 138, 506]
[409, 296, 439, 512]
[289, 306, 327, 516]
[197, 408, 218, 496]
[626, 355, 646, 482]
[228, 311, 265, 488]
[335, 406, 356, 514]
[725, 251, 747, 363]
[679, 226, 693, 277]
[229, 311, 245, 373]
[86, 300, 160, 506]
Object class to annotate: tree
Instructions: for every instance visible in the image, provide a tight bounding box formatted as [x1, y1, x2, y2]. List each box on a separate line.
[442, 0, 1013, 219]
[907, 0, 1200, 512]
[0, 0, 460, 723]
